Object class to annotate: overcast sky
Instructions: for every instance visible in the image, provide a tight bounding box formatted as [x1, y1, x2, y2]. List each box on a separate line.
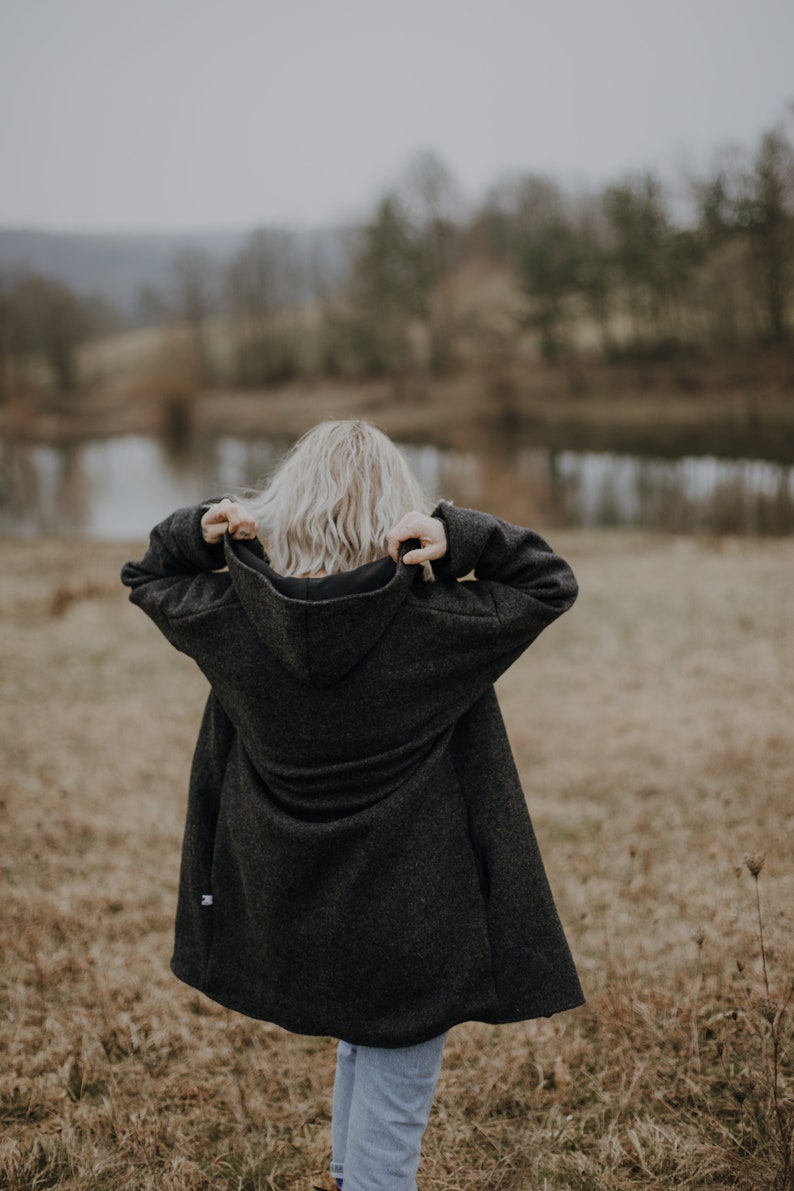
[1, 0, 792, 233]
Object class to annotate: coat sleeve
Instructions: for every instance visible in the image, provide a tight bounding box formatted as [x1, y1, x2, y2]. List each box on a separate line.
[120, 504, 253, 652]
[427, 501, 578, 671]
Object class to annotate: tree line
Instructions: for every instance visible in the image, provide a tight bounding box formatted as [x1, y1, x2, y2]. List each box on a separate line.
[2, 118, 792, 398]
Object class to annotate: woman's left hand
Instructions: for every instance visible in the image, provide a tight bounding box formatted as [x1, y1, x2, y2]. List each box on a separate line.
[201, 499, 259, 545]
[386, 512, 447, 566]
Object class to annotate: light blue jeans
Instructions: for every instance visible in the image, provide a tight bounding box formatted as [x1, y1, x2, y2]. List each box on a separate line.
[330, 1032, 447, 1191]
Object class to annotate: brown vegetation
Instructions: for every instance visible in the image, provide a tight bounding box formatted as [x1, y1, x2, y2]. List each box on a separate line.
[1, 531, 793, 1189]
[3, 347, 794, 468]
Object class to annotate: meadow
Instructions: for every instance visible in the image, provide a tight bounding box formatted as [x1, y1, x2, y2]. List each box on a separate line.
[1, 528, 793, 1190]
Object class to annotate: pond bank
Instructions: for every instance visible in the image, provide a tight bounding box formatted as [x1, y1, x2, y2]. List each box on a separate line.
[2, 373, 794, 462]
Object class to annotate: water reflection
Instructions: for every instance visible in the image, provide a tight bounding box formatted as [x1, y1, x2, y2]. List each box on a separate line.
[551, 452, 794, 535]
[0, 433, 792, 538]
[407, 445, 794, 535]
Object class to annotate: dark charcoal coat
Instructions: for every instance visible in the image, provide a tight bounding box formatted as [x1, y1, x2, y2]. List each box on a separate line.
[121, 501, 584, 1047]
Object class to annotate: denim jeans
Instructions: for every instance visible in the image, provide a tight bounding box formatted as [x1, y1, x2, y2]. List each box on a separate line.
[330, 1032, 447, 1191]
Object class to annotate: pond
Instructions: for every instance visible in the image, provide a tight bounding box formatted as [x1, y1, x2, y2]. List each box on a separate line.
[1, 432, 793, 538]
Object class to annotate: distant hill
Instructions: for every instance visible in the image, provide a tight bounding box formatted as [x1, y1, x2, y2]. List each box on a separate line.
[0, 226, 351, 321]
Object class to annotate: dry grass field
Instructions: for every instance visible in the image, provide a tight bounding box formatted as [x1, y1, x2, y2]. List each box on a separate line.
[1, 529, 793, 1190]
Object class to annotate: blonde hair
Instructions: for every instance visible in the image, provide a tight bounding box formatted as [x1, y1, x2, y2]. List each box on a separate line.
[246, 420, 433, 577]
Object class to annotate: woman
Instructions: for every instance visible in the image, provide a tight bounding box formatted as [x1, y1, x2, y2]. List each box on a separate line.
[121, 419, 583, 1191]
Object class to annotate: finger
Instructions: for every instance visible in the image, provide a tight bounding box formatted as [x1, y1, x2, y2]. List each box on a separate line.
[231, 516, 258, 537]
[388, 531, 420, 562]
[402, 548, 436, 566]
[386, 513, 424, 560]
[231, 511, 256, 530]
[204, 500, 236, 527]
[386, 529, 404, 561]
[401, 548, 424, 565]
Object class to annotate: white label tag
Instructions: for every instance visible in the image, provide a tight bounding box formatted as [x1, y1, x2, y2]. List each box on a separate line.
[201, 894, 214, 907]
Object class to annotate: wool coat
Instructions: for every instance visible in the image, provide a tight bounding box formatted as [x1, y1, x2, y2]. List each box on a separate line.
[121, 501, 584, 1047]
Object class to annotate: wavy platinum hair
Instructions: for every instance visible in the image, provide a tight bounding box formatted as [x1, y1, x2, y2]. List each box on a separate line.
[246, 420, 432, 577]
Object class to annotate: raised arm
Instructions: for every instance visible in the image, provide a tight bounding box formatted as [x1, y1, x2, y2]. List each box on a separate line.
[418, 502, 578, 678]
[433, 502, 577, 609]
[120, 502, 260, 651]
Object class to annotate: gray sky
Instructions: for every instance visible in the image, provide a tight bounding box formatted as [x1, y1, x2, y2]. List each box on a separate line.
[1, 0, 792, 232]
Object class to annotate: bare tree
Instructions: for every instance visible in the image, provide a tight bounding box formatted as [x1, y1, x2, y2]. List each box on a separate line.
[172, 247, 218, 383]
[399, 152, 465, 370]
[740, 129, 794, 342]
[226, 229, 304, 385]
[0, 273, 12, 402]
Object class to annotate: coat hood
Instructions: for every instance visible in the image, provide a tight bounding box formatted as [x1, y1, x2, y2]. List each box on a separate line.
[224, 537, 419, 688]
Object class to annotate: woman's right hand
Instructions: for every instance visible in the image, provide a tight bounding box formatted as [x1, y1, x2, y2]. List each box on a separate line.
[386, 512, 447, 566]
[201, 499, 259, 545]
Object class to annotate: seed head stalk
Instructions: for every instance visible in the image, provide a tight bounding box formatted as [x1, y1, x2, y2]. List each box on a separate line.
[755, 873, 770, 999]
[744, 853, 769, 996]
[742, 851, 794, 1189]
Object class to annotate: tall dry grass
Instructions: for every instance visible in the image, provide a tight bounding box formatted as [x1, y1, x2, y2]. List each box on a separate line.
[1, 531, 792, 1190]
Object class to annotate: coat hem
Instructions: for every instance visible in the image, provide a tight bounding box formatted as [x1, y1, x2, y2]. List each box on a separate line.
[170, 958, 585, 1048]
